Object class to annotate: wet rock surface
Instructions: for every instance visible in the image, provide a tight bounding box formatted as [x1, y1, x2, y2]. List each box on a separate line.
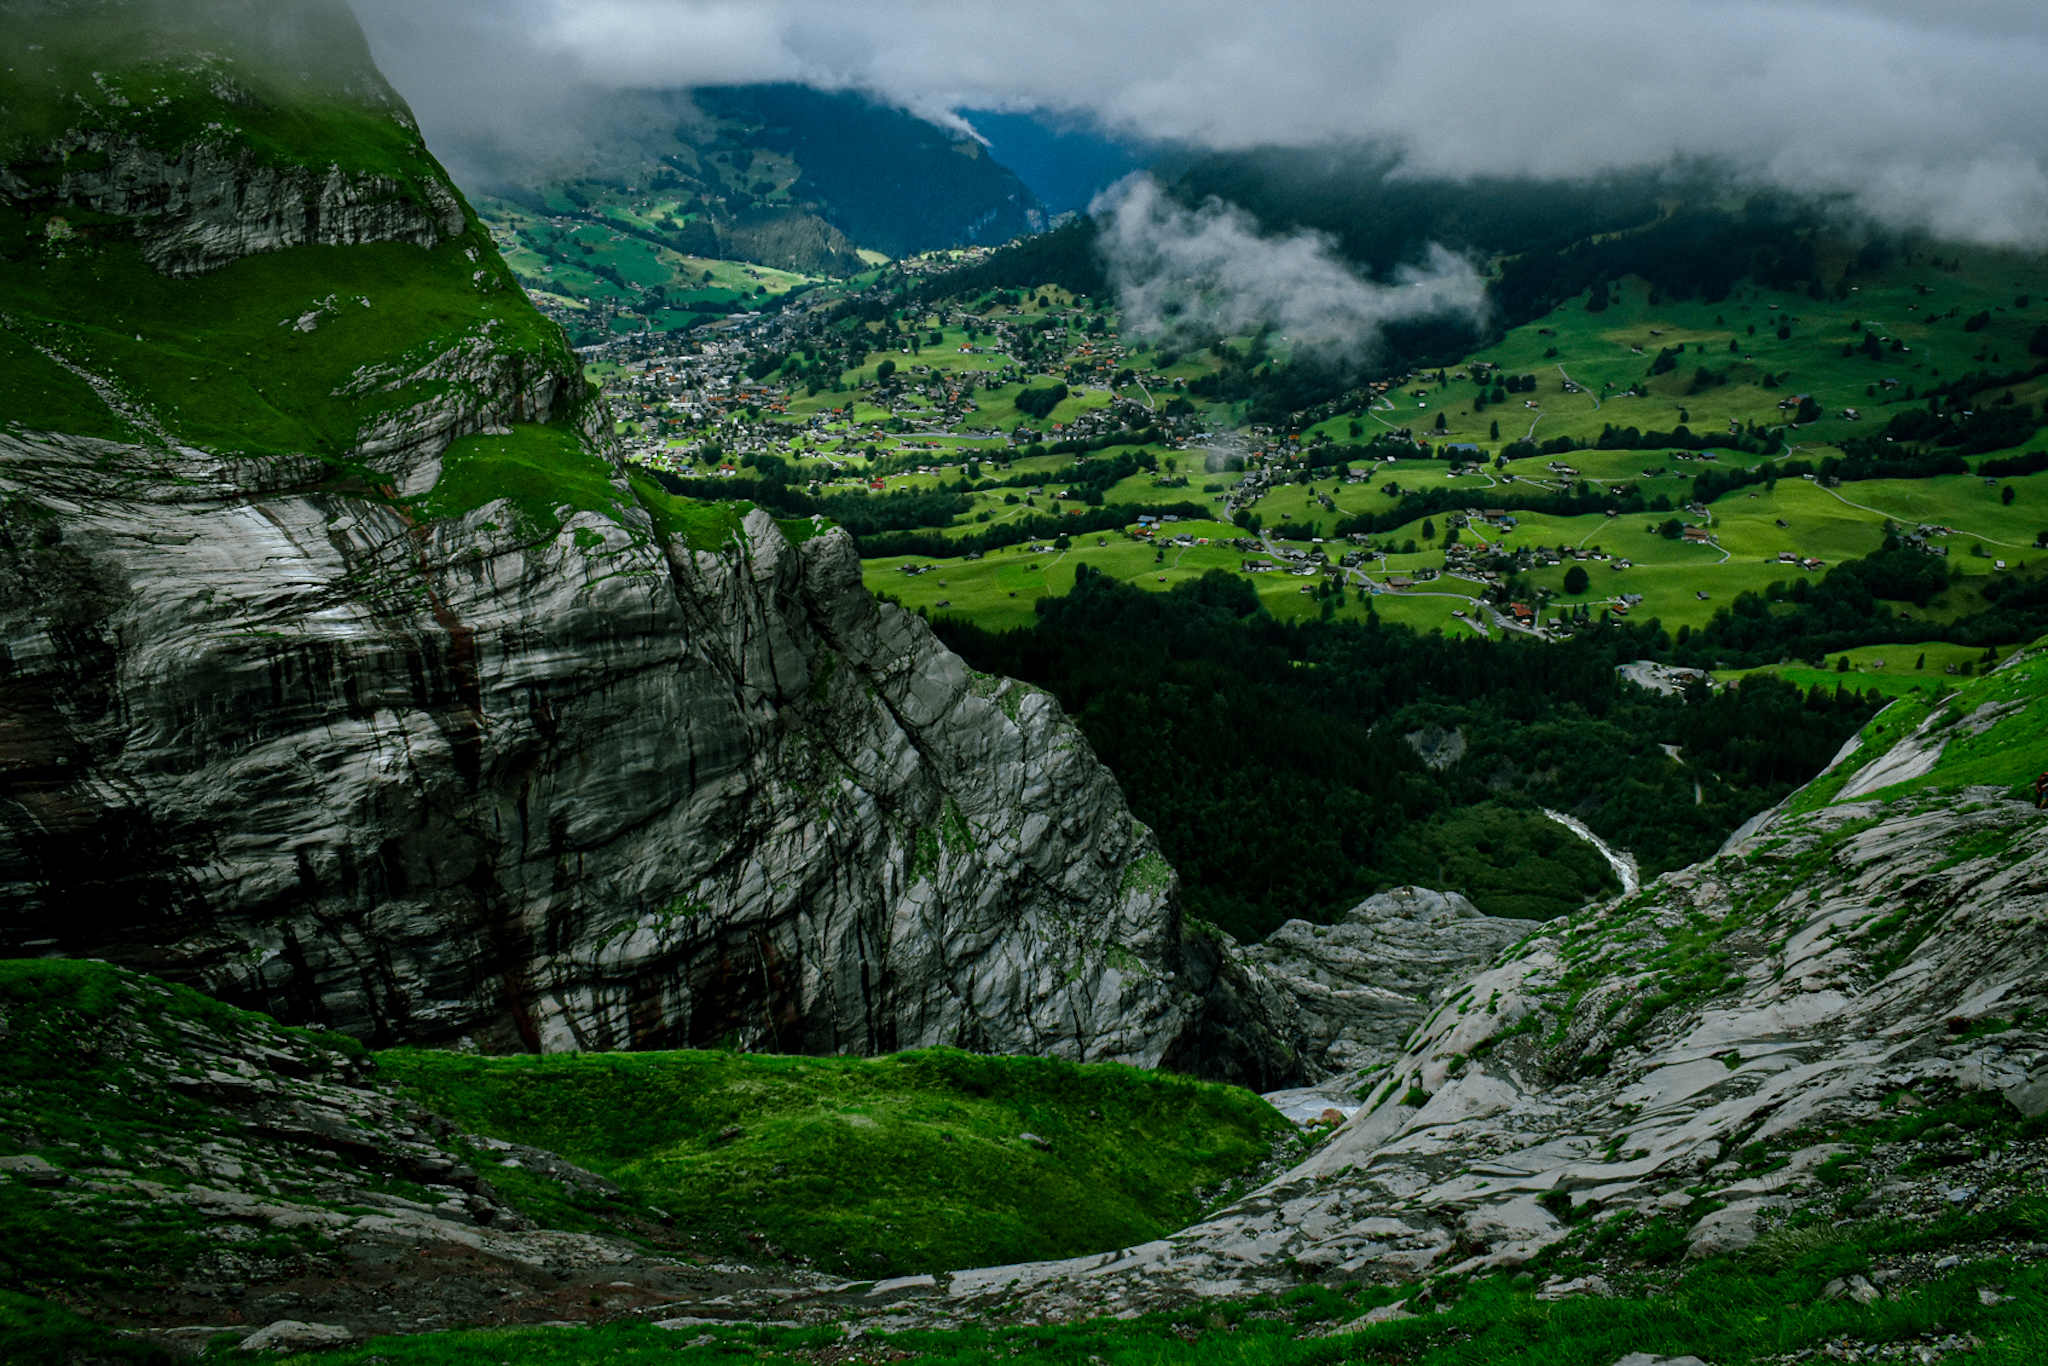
[0, 432, 1283, 1080]
[0, 972, 836, 1348]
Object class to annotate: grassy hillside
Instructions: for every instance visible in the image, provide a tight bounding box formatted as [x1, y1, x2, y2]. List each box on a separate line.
[380, 1047, 1292, 1278]
[0, 957, 1291, 1349]
[0, 0, 608, 526]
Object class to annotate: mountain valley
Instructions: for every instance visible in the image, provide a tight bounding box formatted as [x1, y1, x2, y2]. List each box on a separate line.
[2, 3, 2046, 1364]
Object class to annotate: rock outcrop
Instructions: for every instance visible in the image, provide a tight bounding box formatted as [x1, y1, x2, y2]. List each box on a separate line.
[0, 0, 1291, 1083]
[826, 657, 2048, 1321]
[3, 138, 468, 278]
[0, 432, 1286, 1080]
[1233, 887, 1530, 1080]
[0, 0, 465, 278]
[0, 962, 834, 1344]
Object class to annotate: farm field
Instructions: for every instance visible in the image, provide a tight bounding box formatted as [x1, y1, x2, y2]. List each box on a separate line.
[1715, 639, 2000, 697]
[829, 244, 2048, 649]
[601, 211, 2048, 681]
[1304, 243, 2048, 459]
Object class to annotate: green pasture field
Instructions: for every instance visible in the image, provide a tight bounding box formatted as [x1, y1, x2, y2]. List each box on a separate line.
[1307, 245, 2048, 461]
[611, 240, 2048, 641]
[858, 451, 2048, 637]
[477, 196, 816, 334]
[868, 523, 1404, 633]
[868, 537, 1234, 632]
[1818, 475, 2048, 553]
[380, 1045, 1289, 1278]
[916, 451, 2047, 637]
[1716, 640, 1994, 697]
[1368, 588, 1490, 636]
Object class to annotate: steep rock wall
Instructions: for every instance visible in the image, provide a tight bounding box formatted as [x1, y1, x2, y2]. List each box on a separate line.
[0, 433, 1291, 1083]
[1, 136, 468, 277]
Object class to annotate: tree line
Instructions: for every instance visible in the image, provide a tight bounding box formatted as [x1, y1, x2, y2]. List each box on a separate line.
[935, 567, 1879, 942]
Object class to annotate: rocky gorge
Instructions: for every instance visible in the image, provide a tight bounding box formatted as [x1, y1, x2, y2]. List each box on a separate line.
[833, 659, 2048, 1330]
[12, 646, 2043, 1359]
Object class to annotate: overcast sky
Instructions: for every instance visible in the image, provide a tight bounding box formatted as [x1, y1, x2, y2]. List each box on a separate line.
[350, 0, 2048, 246]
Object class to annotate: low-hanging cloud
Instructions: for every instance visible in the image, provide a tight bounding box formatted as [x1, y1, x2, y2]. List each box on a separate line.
[349, 0, 2048, 247]
[1095, 175, 1486, 359]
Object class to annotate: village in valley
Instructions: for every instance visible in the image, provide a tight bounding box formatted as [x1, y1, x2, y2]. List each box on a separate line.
[532, 213, 2048, 699]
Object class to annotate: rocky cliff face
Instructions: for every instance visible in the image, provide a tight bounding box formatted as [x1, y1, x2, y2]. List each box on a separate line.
[0, 0, 1297, 1081]
[829, 653, 2048, 1321]
[1233, 887, 1530, 1082]
[0, 431, 1286, 1080]
[4, 137, 468, 277]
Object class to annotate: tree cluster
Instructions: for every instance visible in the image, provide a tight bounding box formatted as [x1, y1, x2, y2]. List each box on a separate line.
[936, 567, 1878, 941]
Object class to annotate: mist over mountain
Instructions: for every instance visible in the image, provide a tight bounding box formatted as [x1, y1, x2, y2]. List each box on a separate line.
[961, 110, 1161, 218]
[352, 0, 2048, 249]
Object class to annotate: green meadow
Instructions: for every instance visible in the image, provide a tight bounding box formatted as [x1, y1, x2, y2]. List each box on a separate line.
[808, 245, 2048, 660]
[380, 1046, 1292, 1279]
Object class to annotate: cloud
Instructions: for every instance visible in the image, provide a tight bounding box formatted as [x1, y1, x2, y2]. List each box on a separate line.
[1094, 175, 1486, 359]
[348, 0, 2048, 246]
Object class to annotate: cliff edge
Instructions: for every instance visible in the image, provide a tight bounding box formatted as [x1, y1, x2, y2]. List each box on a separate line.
[0, 0, 1291, 1083]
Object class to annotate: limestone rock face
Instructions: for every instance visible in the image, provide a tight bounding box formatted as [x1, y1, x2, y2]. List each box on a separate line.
[1235, 887, 1532, 1080]
[338, 331, 586, 496]
[855, 674, 2048, 1320]
[1, 137, 467, 278]
[0, 434, 1287, 1081]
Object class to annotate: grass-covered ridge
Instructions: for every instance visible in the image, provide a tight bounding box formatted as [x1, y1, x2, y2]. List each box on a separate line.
[417, 421, 626, 534]
[0, 960, 372, 1298]
[0, 1, 423, 174]
[0, 236, 567, 459]
[0, 0, 620, 535]
[378, 1045, 1293, 1278]
[1787, 636, 2048, 813]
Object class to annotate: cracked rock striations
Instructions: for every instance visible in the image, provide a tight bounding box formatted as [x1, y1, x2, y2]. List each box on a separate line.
[0, 434, 1286, 1081]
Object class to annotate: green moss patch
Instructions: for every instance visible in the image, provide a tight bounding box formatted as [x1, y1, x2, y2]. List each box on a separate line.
[378, 1045, 1290, 1277]
[413, 422, 623, 535]
[630, 474, 753, 551]
[0, 325, 137, 441]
